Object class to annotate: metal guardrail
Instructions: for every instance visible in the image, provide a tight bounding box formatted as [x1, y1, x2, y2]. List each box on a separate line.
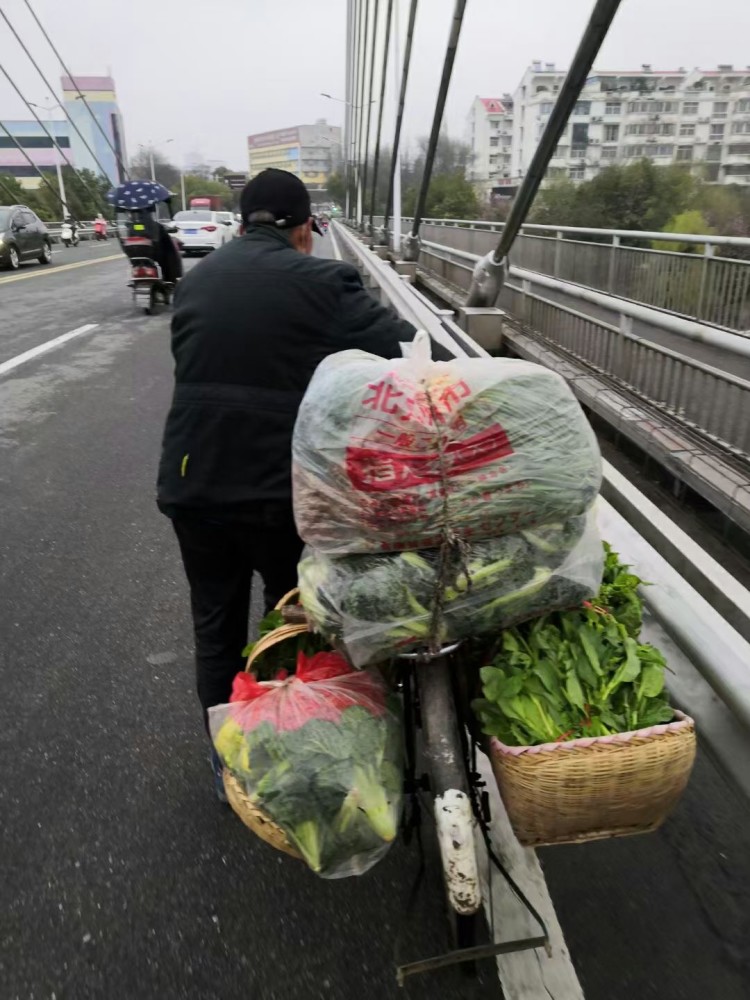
[382, 216, 750, 334]
[333, 219, 750, 797]
[418, 236, 750, 462]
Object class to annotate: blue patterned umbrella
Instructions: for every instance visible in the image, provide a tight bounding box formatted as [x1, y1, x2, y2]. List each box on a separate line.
[107, 180, 171, 209]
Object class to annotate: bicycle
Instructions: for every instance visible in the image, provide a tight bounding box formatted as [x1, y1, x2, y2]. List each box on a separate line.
[395, 642, 549, 983]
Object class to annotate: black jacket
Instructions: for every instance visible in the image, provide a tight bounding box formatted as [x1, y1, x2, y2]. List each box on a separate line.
[157, 226, 416, 516]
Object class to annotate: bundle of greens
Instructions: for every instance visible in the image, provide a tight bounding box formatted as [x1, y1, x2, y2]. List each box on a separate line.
[209, 651, 402, 878]
[292, 343, 602, 555]
[473, 547, 674, 746]
[242, 608, 329, 680]
[299, 514, 604, 666]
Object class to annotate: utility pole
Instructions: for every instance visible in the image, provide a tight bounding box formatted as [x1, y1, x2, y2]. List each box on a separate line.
[149, 149, 155, 182]
[55, 159, 68, 216]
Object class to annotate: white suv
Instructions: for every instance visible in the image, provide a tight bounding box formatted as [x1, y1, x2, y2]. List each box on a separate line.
[173, 209, 235, 256]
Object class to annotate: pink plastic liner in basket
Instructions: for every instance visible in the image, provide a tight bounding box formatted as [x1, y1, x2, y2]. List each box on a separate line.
[490, 710, 694, 757]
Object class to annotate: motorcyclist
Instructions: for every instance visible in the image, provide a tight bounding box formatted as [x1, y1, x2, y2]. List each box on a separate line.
[94, 214, 108, 240]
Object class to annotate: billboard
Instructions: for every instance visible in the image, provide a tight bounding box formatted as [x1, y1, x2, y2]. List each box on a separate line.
[223, 172, 247, 189]
[247, 127, 300, 149]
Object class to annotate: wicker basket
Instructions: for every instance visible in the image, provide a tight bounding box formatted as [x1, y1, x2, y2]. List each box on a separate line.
[222, 588, 306, 860]
[489, 711, 696, 848]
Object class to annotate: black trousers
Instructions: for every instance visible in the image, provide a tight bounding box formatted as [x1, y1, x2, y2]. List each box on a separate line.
[171, 504, 304, 720]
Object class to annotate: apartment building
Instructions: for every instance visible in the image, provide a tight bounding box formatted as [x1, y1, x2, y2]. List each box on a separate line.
[510, 62, 750, 186]
[247, 120, 342, 195]
[465, 96, 514, 198]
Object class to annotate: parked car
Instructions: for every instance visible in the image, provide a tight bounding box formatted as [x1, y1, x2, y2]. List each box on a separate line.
[171, 209, 234, 256]
[0, 205, 52, 270]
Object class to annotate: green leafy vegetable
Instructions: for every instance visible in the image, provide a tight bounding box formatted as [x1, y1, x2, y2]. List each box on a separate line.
[473, 545, 674, 745]
[242, 608, 328, 680]
[213, 681, 402, 877]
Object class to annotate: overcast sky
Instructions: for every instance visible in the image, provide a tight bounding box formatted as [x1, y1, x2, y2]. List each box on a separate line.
[1, 0, 748, 170]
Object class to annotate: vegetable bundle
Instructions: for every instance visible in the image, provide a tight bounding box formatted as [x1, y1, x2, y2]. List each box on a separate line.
[473, 546, 674, 746]
[292, 339, 602, 556]
[299, 513, 604, 667]
[209, 651, 402, 878]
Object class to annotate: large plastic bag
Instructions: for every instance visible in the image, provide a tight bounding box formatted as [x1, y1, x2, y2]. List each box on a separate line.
[299, 512, 603, 667]
[209, 651, 402, 879]
[293, 332, 601, 554]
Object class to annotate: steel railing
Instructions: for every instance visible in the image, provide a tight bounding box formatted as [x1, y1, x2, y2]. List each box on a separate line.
[417, 236, 750, 462]
[380, 216, 750, 334]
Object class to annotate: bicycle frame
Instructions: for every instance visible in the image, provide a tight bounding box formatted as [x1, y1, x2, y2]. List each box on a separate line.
[417, 654, 481, 917]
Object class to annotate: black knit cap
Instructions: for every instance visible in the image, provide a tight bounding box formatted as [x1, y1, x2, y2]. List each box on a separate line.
[240, 168, 321, 233]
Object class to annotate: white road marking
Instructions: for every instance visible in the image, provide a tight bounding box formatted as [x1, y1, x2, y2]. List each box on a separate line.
[0, 324, 99, 378]
[0, 254, 120, 285]
[329, 227, 342, 260]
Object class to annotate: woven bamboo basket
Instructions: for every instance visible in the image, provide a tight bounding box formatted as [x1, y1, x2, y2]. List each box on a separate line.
[223, 588, 307, 860]
[489, 711, 696, 848]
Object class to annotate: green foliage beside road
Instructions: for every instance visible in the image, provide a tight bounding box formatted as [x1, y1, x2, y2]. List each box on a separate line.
[531, 159, 750, 251]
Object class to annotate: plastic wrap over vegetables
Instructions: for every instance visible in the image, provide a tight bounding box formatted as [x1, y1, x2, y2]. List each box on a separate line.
[299, 512, 604, 667]
[209, 652, 402, 878]
[293, 332, 601, 555]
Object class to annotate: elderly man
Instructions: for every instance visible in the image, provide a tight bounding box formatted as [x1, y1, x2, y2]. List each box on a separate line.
[157, 168, 415, 796]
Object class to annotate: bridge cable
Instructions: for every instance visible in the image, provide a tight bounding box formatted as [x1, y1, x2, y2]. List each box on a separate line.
[466, 0, 624, 305]
[382, 0, 417, 242]
[355, 0, 370, 224]
[407, 0, 467, 248]
[352, 0, 364, 220]
[343, 0, 354, 217]
[22, 0, 130, 181]
[0, 6, 116, 188]
[367, 0, 394, 239]
[360, 0, 380, 232]
[0, 60, 111, 216]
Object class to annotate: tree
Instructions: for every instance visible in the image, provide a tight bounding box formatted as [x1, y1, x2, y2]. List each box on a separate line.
[529, 179, 580, 227]
[402, 171, 479, 220]
[326, 170, 346, 207]
[30, 166, 110, 221]
[530, 160, 697, 237]
[659, 210, 715, 252]
[0, 173, 29, 205]
[129, 148, 182, 191]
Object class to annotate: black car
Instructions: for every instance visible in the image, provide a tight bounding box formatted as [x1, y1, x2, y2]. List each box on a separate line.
[0, 204, 52, 270]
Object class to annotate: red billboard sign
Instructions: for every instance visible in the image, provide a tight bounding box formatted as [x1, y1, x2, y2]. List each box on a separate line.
[247, 127, 300, 149]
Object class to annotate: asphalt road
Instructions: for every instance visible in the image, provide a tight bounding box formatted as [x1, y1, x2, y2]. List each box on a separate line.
[2, 234, 749, 1000]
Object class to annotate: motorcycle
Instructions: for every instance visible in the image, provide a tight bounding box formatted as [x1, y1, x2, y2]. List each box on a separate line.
[60, 221, 79, 248]
[108, 179, 183, 314]
[93, 219, 108, 241]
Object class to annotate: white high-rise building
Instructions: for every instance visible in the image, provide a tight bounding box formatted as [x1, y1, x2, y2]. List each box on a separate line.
[510, 62, 750, 186]
[465, 95, 514, 199]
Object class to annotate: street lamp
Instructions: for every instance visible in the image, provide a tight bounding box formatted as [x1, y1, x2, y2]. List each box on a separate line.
[320, 93, 376, 109]
[28, 99, 70, 215]
[138, 138, 174, 181]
